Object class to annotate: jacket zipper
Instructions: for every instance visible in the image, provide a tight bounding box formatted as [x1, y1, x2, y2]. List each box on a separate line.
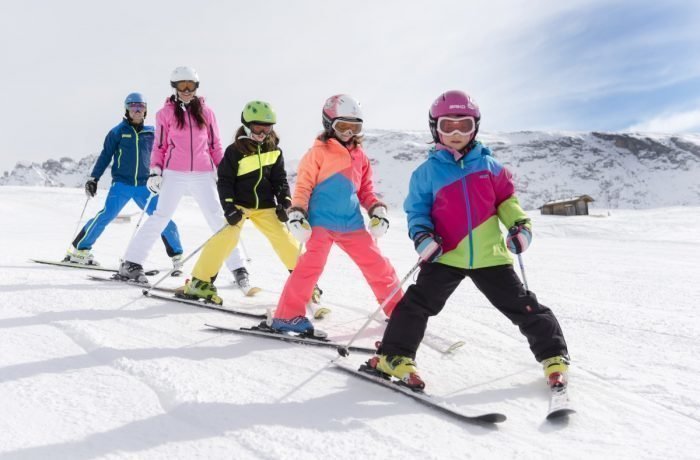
[459, 158, 474, 268]
[253, 144, 263, 209]
[132, 126, 140, 186]
[187, 111, 194, 171]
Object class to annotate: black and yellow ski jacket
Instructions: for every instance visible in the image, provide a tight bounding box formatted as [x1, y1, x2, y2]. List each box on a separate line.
[216, 136, 291, 210]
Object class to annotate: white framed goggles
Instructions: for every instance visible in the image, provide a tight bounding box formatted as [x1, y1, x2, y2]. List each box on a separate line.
[436, 116, 476, 136]
[332, 118, 363, 136]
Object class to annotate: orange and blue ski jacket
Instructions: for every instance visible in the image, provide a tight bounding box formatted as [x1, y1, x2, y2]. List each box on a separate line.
[292, 138, 382, 232]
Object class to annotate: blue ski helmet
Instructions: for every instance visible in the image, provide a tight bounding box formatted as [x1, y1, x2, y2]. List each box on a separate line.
[124, 92, 147, 109]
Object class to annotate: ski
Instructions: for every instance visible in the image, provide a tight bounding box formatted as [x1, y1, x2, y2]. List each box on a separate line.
[31, 259, 159, 276]
[424, 334, 466, 355]
[332, 359, 506, 425]
[86, 275, 175, 292]
[143, 291, 267, 319]
[309, 303, 332, 320]
[205, 323, 377, 354]
[370, 316, 464, 355]
[546, 385, 576, 420]
[239, 285, 262, 297]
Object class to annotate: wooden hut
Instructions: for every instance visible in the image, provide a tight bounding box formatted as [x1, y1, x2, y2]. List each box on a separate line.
[540, 195, 594, 216]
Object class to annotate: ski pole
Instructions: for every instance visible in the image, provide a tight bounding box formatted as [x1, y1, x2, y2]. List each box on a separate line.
[72, 196, 91, 240]
[143, 222, 229, 293]
[517, 253, 529, 291]
[125, 193, 155, 250]
[238, 234, 252, 263]
[337, 258, 422, 358]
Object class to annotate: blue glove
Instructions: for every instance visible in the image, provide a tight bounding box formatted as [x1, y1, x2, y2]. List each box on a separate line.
[414, 232, 443, 263]
[506, 220, 532, 254]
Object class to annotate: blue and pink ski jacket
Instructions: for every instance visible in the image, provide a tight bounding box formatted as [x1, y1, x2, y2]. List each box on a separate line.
[405, 142, 529, 269]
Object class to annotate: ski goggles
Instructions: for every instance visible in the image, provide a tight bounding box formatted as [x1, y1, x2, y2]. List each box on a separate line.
[174, 81, 198, 93]
[126, 102, 147, 112]
[436, 116, 476, 136]
[332, 119, 363, 136]
[249, 123, 274, 135]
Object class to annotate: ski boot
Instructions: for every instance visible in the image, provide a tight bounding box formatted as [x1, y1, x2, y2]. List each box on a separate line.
[117, 260, 148, 284]
[267, 315, 324, 337]
[308, 285, 330, 319]
[365, 355, 425, 390]
[311, 284, 323, 304]
[63, 248, 100, 266]
[182, 278, 223, 305]
[541, 355, 570, 388]
[171, 254, 184, 276]
[233, 267, 260, 296]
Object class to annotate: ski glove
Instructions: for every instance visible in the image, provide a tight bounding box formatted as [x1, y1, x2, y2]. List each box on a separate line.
[84, 177, 98, 198]
[414, 232, 443, 263]
[275, 197, 291, 222]
[146, 167, 163, 195]
[506, 219, 532, 254]
[287, 207, 312, 243]
[368, 204, 389, 239]
[223, 201, 244, 226]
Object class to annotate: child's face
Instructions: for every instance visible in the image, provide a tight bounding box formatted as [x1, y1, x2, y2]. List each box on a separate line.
[440, 132, 471, 151]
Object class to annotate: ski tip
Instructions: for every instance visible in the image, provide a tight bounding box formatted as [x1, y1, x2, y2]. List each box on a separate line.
[244, 287, 262, 297]
[313, 307, 332, 320]
[546, 408, 576, 420]
[478, 413, 507, 424]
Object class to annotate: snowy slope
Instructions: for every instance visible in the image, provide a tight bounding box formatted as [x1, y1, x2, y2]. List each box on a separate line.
[1, 186, 699, 459]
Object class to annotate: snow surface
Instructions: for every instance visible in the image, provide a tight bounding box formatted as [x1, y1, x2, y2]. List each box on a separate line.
[1, 186, 699, 459]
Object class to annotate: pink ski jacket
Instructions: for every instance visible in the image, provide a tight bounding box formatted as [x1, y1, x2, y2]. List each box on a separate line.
[150, 97, 224, 172]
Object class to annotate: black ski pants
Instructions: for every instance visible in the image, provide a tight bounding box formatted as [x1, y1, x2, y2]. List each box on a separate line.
[379, 262, 568, 362]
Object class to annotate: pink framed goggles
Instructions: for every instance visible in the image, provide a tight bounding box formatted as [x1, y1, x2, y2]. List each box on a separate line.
[332, 118, 363, 136]
[127, 102, 147, 112]
[436, 116, 476, 136]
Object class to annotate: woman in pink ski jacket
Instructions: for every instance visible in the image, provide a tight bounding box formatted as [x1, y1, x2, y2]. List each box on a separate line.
[119, 66, 248, 284]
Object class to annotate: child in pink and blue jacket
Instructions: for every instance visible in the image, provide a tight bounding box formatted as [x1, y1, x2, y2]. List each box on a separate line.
[270, 94, 401, 334]
[368, 90, 570, 391]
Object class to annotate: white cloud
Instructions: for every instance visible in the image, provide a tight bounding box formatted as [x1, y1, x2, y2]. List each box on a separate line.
[627, 109, 700, 133]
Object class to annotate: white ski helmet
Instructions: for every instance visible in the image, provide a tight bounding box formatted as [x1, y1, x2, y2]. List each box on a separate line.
[322, 94, 363, 132]
[170, 66, 200, 89]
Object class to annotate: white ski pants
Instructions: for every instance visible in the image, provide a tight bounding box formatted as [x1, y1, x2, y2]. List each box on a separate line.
[123, 170, 245, 271]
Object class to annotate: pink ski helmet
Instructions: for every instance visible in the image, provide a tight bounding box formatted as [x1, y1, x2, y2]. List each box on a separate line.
[428, 90, 481, 144]
[322, 94, 363, 133]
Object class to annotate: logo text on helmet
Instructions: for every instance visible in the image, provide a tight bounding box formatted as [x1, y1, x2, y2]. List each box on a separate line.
[449, 105, 467, 109]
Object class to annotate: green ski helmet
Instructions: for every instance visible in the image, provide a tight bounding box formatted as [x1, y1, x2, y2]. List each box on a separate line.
[241, 100, 277, 126]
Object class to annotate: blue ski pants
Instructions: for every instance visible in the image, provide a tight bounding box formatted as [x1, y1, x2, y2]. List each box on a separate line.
[73, 182, 183, 256]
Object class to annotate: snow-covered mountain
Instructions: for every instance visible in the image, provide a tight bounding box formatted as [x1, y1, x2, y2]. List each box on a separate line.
[359, 130, 700, 210]
[3, 130, 700, 209]
[0, 155, 112, 189]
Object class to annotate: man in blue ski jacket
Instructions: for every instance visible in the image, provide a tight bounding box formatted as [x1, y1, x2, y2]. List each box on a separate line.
[64, 92, 183, 269]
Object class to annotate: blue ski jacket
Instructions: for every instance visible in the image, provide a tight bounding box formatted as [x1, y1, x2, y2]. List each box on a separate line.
[90, 119, 155, 186]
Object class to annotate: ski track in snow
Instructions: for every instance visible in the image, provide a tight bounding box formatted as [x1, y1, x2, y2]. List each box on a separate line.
[1, 186, 700, 459]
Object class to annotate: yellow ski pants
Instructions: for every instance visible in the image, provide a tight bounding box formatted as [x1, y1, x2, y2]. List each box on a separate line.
[192, 207, 299, 282]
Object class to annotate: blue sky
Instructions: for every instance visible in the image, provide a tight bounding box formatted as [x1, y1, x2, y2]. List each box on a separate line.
[1, 0, 699, 171]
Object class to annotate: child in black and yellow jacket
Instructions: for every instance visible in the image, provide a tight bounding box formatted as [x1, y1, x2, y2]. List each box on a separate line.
[184, 100, 300, 302]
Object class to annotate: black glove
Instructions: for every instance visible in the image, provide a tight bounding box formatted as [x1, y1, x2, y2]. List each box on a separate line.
[275, 204, 289, 222]
[223, 202, 243, 226]
[85, 178, 98, 198]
